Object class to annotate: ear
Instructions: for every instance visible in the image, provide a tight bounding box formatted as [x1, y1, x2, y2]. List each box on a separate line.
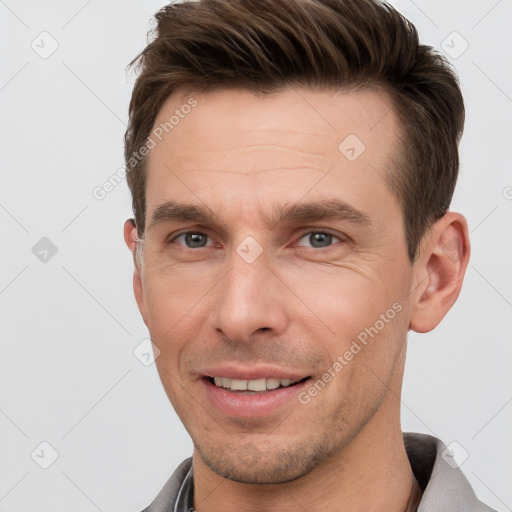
[409, 212, 470, 333]
[123, 219, 148, 327]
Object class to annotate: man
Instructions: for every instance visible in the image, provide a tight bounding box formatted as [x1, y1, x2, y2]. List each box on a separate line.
[123, 0, 495, 510]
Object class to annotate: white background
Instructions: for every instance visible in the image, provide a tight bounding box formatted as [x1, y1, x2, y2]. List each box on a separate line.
[0, 1, 510, 511]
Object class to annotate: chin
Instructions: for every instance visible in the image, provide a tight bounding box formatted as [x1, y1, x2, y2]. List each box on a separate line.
[195, 438, 330, 484]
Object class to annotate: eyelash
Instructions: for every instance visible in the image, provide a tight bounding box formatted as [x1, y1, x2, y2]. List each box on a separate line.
[169, 230, 344, 250]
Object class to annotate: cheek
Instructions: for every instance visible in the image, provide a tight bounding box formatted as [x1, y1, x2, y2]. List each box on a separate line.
[141, 262, 217, 337]
[279, 264, 397, 334]
[278, 264, 408, 385]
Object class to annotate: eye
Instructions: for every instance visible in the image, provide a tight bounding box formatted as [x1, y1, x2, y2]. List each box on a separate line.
[172, 231, 214, 248]
[294, 231, 342, 249]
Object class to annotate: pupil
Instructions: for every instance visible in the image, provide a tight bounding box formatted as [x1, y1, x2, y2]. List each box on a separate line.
[310, 232, 331, 248]
[185, 233, 206, 248]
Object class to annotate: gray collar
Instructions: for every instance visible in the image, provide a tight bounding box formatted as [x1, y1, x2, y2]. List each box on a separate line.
[403, 433, 495, 512]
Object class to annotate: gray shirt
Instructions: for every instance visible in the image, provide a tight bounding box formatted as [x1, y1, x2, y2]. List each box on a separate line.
[141, 433, 496, 512]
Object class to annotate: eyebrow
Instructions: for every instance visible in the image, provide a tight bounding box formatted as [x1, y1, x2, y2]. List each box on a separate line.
[147, 198, 372, 232]
[148, 201, 223, 231]
[273, 199, 372, 227]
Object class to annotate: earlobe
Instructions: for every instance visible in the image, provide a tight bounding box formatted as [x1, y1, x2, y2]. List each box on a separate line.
[409, 212, 470, 333]
[123, 219, 148, 326]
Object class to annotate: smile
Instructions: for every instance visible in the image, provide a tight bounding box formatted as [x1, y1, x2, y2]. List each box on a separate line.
[202, 375, 312, 417]
[210, 376, 304, 392]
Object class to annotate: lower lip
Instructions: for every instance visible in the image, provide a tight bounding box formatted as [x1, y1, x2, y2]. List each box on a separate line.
[201, 378, 310, 418]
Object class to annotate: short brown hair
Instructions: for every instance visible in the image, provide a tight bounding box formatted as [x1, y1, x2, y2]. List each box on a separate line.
[124, 0, 464, 261]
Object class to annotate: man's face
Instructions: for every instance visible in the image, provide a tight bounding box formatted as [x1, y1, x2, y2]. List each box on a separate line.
[132, 87, 416, 483]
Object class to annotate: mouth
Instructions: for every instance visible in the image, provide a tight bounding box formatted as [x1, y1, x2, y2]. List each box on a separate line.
[200, 374, 312, 418]
[206, 375, 311, 394]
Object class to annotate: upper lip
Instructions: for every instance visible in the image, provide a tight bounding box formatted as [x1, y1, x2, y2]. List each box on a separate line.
[200, 364, 310, 381]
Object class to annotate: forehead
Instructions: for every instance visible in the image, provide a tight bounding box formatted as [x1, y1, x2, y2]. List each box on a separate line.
[145, 86, 401, 224]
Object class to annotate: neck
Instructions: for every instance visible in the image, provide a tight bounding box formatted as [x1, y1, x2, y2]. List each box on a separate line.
[192, 352, 414, 512]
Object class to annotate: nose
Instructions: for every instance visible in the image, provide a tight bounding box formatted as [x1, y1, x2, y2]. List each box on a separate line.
[211, 249, 289, 343]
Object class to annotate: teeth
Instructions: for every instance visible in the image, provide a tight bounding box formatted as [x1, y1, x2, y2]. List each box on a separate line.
[266, 378, 280, 390]
[247, 378, 266, 392]
[212, 376, 298, 391]
[230, 379, 247, 391]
